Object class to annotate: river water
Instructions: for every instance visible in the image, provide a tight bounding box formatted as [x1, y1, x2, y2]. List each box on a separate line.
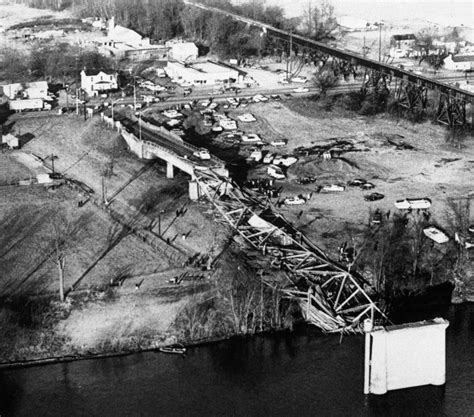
[0, 303, 473, 417]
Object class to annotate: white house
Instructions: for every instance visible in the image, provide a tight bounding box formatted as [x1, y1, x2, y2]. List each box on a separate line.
[166, 41, 198, 63]
[80, 69, 118, 95]
[0, 81, 48, 100]
[165, 61, 242, 87]
[443, 54, 474, 71]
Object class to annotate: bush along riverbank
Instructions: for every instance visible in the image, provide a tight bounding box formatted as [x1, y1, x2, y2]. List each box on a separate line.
[0, 248, 298, 368]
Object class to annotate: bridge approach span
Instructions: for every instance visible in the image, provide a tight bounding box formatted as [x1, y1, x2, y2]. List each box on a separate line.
[185, 0, 474, 127]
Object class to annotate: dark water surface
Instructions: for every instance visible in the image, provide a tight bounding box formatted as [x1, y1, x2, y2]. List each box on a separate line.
[1, 303, 473, 417]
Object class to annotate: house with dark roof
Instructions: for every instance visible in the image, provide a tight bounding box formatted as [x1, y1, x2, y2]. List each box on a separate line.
[444, 54, 474, 71]
[389, 34, 417, 58]
[80, 69, 118, 96]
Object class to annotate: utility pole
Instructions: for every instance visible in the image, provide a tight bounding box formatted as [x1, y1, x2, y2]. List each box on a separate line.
[378, 23, 383, 62]
[133, 76, 136, 111]
[286, 31, 293, 81]
[139, 112, 142, 141]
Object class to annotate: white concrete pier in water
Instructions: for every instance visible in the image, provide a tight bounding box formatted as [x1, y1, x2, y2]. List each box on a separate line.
[364, 318, 449, 395]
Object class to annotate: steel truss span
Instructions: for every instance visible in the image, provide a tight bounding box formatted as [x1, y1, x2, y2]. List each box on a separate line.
[195, 170, 387, 333]
[184, 0, 474, 127]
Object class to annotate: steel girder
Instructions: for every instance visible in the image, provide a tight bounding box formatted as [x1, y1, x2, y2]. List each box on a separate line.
[394, 79, 428, 111]
[437, 93, 467, 127]
[195, 170, 387, 333]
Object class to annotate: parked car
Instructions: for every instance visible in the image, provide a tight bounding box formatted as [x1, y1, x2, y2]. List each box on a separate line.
[267, 165, 285, 180]
[364, 192, 385, 202]
[162, 109, 182, 118]
[263, 152, 274, 164]
[284, 196, 306, 205]
[348, 178, 367, 187]
[292, 76, 308, 83]
[272, 155, 283, 165]
[270, 139, 288, 147]
[280, 156, 298, 167]
[361, 182, 375, 190]
[249, 148, 262, 162]
[193, 148, 211, 160]
[423, 227, 449, 244]
[320, 184, 345, 193]
[241, 133, 262, 143]
[395, 198, 431, 210]
[238, 113, 257, 122]
[252, 94, 269, 102]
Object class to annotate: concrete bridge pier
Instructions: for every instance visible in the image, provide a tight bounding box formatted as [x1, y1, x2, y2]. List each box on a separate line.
[166, 161, 174, 179]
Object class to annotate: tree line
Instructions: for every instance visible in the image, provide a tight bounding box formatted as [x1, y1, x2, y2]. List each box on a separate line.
[11, 0, 338, 58]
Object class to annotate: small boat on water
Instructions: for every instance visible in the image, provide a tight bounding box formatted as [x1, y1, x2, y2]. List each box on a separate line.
[159, 344, 187, 355]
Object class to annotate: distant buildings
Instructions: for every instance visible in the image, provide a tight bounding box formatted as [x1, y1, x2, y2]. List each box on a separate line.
[443, 54, 474, 71]
[80, 69, 118, 95]
[165, 60, 243, 87]
[98, 17, 167, 61]
[338, 16, 376, 32]
[165, 41, 199, 63]
[389, 34, 417, 58]
[0, 81, 49, 100]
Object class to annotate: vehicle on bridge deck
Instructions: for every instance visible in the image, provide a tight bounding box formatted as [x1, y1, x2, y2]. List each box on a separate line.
[193, 148, 211, 160]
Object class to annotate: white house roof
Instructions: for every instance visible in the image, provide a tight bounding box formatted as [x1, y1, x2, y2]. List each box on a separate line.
[107, 25, 142, 44]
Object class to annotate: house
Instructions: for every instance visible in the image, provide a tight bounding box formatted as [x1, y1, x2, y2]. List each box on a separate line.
[166, 41, 198, 63]
[391, 34, 416, 49]
[165, 60, 244, 87]
[0, 81, 48, 100]
[389, 34, 417, 58]
[443, 54, 474, 71]
[80, 69, 118, 96]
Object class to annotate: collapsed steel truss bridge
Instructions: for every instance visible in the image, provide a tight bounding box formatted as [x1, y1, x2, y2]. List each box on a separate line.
[195, 170, 387, 333]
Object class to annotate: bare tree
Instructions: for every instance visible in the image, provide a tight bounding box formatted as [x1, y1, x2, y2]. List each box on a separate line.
[50, 214, 86, 302]
[313, 65, 338, 97]
[301, 1, 339, 42]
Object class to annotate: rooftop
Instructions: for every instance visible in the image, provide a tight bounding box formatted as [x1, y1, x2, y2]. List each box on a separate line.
[451, 54, 474, 63]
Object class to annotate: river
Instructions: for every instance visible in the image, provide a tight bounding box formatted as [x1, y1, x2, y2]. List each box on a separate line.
[0, 303, 473, 417]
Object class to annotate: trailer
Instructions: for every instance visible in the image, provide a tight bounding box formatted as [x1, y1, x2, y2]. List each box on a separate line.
[9, 99, 51, 112]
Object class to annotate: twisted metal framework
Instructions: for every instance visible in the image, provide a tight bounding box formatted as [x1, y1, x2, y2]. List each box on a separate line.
[437, 93, 467, 127]
[195, 170, 387, 333]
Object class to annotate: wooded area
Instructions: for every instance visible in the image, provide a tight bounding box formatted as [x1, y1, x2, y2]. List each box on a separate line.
[9, 0, 338, 58]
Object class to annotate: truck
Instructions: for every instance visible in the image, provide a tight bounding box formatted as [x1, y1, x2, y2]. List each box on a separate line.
[9, 99, 51, 112]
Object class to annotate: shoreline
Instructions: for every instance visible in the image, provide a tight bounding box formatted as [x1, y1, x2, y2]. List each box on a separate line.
[2, 300, 473, 371]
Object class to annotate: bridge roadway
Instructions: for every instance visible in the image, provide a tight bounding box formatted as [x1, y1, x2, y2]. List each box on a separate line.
[184, 0, 474, 103]
[119, 115, 222, 170]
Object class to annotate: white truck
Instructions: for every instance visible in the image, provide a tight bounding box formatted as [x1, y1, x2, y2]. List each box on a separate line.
[9, 99, 51, 112]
